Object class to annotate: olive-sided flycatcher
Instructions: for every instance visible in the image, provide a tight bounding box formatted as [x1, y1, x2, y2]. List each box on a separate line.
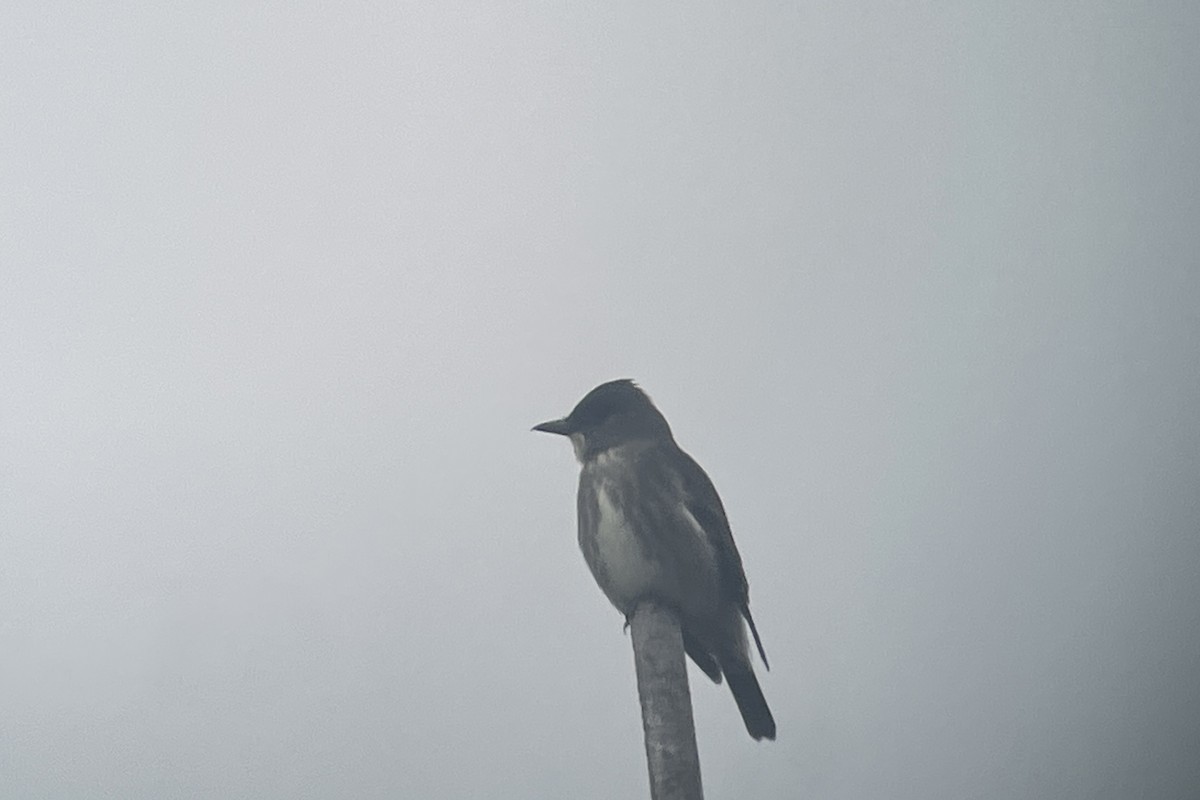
[533, 379, 775, 740]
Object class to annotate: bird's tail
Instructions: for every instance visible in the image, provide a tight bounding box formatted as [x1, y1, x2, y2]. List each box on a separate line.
[725, 665, 776, 741]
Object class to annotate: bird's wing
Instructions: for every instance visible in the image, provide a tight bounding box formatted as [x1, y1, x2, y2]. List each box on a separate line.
[670, 447, 770, 670]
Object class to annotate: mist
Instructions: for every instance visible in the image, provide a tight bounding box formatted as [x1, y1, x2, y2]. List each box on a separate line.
[3, 3, 1198, 798]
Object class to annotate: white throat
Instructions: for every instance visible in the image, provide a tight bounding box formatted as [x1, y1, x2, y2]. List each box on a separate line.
[570, 432, 587, 462]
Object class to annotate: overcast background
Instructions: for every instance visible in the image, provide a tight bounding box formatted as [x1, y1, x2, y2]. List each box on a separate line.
[3, 3, 1199, 799]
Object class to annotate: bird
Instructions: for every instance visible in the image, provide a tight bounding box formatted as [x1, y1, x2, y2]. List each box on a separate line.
[533, 379, 775, 740]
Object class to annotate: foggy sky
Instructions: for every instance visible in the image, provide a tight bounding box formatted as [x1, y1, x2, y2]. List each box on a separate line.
[2, 3, 1198, 799]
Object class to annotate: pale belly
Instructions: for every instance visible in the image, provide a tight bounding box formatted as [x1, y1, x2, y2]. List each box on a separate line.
[591, 484, 660, 608]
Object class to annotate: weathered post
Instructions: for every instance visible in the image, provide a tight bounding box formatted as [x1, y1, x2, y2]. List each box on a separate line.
[629, 600, 704, 800]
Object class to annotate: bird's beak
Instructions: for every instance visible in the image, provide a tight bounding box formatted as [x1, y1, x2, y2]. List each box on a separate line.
[532, 418, 572, 436]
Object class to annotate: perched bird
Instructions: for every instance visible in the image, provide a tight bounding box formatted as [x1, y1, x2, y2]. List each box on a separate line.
[533, 379, 775, 740]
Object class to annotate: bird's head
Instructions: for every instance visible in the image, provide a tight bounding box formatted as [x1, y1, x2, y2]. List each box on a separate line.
[532, 379, 672, 461]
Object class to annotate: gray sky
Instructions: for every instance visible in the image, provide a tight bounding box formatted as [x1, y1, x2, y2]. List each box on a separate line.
[3, 3, 1198, 798]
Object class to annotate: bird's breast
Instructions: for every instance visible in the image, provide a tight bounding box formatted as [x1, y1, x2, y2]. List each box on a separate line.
[585, 481, 659, 611]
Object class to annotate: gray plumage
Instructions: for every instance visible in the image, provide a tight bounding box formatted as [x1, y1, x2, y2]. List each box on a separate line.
[534, 379, 775, 741]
